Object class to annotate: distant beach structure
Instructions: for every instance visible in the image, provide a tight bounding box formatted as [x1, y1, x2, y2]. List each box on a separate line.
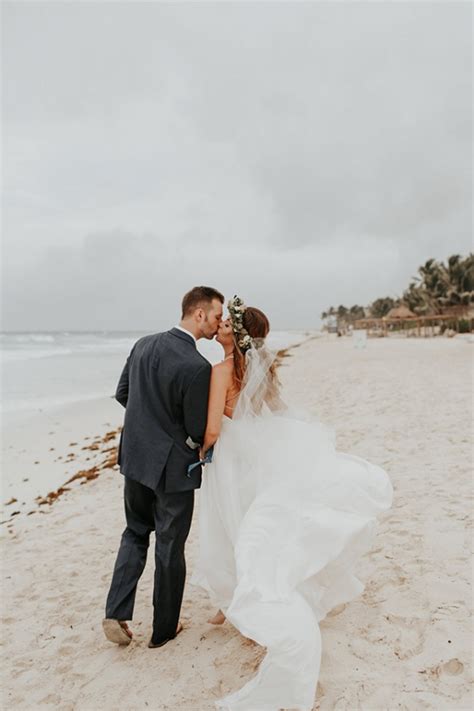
[354, 305, 474, 338]
[321, 254, 474, 338]
[326, 315, 338, 334]
[386, 305, 416, 319]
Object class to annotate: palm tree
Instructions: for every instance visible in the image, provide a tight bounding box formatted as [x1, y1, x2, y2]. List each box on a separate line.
[349, 305, 366, 322]
[322, 254, 473, 329]
[370, 297, 397, 319]
[404, 258, 447, 314]
[441, 254, 474, 307]
[405, 254, 474, 313]
[403, 282, 431, 315]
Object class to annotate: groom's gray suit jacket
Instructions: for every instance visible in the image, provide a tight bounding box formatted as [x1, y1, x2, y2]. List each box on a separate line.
[115, 328, 212, 494]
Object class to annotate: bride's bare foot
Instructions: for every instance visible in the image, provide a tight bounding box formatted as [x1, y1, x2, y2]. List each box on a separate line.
[208, 609, 226, 625]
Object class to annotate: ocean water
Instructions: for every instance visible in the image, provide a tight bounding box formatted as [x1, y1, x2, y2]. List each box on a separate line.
[1, 330, 315, 424]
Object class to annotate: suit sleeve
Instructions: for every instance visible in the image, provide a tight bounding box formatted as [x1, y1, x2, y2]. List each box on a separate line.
[115, 344, 136, 408]
[183, 362, 212, 444]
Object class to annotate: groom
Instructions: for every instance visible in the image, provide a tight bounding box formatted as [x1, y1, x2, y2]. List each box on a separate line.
[103, 286, 224, 648]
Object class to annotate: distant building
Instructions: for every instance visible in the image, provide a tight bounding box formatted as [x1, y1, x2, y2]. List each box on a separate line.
[385, 305, 416, 319]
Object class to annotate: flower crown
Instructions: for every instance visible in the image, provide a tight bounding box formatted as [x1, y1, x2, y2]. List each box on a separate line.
[227, 295, 254, 352]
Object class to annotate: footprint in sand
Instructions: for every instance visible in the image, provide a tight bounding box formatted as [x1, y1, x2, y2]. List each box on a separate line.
[384, 613, 427, 660]
[420, 658, 464, 678]
[11, 667, 29, 679]
[58, 644, 76, 656]
[442, 658, 464, 675]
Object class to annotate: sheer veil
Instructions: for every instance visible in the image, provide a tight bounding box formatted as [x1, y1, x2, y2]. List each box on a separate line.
[233, 341, 287, 420]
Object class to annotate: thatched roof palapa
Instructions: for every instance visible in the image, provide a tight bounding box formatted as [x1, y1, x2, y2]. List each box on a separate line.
[385, 304, 416, 319]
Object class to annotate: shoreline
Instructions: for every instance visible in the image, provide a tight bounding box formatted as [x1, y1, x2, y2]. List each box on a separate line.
[2, 329, 317, 423]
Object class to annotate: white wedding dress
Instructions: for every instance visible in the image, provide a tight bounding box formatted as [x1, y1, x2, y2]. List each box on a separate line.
[195, 346, 393, 711]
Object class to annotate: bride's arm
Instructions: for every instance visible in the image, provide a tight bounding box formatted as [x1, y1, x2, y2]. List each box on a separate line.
[202, 364, 230, 455]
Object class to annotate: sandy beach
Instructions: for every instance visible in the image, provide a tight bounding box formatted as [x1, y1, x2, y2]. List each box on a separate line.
[1, 334, 472, 710]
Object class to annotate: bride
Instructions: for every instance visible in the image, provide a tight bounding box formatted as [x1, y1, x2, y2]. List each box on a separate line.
[195, 296, 393, 711]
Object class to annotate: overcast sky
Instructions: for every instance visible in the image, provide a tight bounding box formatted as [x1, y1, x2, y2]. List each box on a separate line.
[2, 1, 472, 331]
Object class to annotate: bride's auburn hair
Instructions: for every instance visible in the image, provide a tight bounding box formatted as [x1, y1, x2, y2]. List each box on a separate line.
[242, 307, 270, 341]
[232, 307, 279, 393]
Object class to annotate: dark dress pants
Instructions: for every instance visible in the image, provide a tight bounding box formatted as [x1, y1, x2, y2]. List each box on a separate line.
[105, 475, 194, 645]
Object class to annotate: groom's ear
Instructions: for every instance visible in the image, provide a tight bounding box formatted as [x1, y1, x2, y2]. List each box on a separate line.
[211, 299, 224, 321]
[194, 307, 206, 323]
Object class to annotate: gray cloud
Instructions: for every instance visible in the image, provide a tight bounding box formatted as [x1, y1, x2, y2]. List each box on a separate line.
[2, 1, 472, 330]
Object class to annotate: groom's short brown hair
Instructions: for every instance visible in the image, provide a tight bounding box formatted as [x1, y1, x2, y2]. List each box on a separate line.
[181, 286, 225, 318]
